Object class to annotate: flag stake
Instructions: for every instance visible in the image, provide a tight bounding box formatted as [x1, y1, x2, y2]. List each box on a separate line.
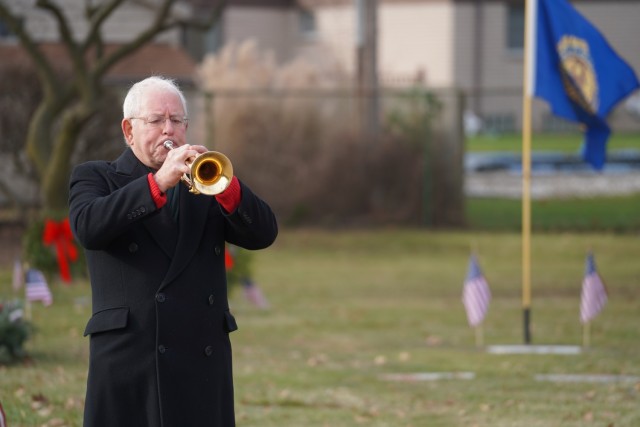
[583, 321, 591, 348]
[475, 325, 484, 348]
[25, 300, 32, 321]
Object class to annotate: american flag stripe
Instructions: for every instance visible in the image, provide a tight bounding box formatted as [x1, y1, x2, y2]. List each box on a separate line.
[25, 269, 53, 306]
[462, 255, 491, 327]
[580, 253, 607, 324]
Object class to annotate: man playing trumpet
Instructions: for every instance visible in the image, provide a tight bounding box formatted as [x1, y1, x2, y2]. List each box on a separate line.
[69, 75, 278, 426]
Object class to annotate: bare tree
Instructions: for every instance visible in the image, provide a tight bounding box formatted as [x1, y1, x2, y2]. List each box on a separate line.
[0, 0, 225, 214]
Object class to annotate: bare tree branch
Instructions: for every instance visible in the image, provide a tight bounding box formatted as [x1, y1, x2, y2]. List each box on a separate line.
[36, 0, 89, 87]
[36, 0, 76, 52]
[92, 0, 178, 79]
[82, 0, 127, 55]
[0, 3, 59, 98]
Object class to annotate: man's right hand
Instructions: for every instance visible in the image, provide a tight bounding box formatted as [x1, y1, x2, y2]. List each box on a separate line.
[154, 144, 207, 192]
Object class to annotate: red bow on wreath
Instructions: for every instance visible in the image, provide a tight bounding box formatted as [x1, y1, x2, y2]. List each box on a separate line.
[42, 217, 78, 283]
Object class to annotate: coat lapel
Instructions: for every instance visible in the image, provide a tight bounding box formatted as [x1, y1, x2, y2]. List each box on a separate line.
[144, 208, 179, 259]
[160, 186, 211, 288]
[109, 149, 179, 259]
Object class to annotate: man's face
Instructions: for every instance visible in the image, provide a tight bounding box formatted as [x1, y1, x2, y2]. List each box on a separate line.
[122, 89, 188, 170]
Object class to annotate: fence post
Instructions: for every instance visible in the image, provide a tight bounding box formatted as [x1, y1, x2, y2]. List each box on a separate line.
[422, 92, 434, 226]
[428, 88, 465, 227]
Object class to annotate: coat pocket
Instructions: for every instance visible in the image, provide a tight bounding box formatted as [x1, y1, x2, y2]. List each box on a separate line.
[223, 310, 238, 333]
[83, 306, 129, 336]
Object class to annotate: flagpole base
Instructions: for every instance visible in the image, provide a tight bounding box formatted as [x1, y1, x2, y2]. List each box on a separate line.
[524, 308, 532, 344]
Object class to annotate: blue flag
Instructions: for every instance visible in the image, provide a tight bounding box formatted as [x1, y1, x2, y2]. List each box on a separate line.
[531, 0, 639, 169]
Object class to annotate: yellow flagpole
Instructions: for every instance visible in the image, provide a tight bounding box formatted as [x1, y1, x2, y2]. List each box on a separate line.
[521, 0, 535, 344]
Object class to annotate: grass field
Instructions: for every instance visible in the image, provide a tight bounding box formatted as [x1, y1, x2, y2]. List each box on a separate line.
[467, 195, 640, 232]
[1, 132, 638, 425]
[1, 229, 639, 426]
[466, 131, 640, 153]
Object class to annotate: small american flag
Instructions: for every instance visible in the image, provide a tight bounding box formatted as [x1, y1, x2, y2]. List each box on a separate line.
[25, 268, 53, 307]
[242, 281, 270, 310]
[580, 253, 607, 324]
[462, 254, 491, 327]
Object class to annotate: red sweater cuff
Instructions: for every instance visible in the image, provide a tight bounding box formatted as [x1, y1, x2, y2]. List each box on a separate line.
[215, 176, 241, 213]
[147, 173, 167, 209]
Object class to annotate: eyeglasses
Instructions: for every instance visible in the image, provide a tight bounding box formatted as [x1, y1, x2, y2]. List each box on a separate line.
[129, 115, 189, 128]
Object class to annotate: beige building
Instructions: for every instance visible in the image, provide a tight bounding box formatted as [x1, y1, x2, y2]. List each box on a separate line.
[211, 0, 640, 132]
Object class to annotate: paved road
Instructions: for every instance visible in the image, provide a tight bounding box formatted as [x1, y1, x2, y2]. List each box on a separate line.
[465, 171, 640, 199]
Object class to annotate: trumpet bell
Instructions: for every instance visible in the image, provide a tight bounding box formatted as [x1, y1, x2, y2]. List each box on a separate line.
[190, 151, 233, 195]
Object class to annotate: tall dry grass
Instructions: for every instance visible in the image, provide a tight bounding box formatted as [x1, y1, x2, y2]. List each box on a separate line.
[196, 40, 427, 226]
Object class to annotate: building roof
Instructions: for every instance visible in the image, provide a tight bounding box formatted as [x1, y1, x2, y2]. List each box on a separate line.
[184, 0, 295, 7]
[106, 43, 197, 85]
[0, 42, 197, 85]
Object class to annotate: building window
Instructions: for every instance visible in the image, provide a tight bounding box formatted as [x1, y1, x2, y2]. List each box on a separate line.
[0, 18, 13, 38]
[506, 3, 525, 52]
[0, 16, 22, 42]
[298, 7, 317, 41]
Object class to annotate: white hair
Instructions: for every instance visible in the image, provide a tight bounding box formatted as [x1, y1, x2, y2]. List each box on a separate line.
[122, 76, 188, 118]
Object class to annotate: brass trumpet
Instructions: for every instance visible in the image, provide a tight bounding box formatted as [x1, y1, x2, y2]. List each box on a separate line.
[163, 140, 233, 195]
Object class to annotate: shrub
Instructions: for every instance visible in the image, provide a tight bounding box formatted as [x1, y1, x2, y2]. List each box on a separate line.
[0, 299, 33, 364]
[225, 244, 253, 289]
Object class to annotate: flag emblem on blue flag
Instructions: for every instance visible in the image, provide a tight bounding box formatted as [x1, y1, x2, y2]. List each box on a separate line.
[529, 0, 639, 169]
[25, 268, 53, 307]
[462, 255, 491, 327]
[580, 253, 607, 324]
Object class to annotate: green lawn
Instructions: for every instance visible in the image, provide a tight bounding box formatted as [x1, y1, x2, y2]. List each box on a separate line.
[467, 132, 640, 153]
[467, 195, 640, 232]
[1, 229, 639, 426]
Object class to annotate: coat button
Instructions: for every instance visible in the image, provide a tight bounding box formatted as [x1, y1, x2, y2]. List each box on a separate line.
[208, 295, 215, 305]
[214, 246, 221, 256]
[204, 346, 213, 356]
[158, 345, 166, 354]
[156, 293, 166, 303]
[128, 243, 138, 253]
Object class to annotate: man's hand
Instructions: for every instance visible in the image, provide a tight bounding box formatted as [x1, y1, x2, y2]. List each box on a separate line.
[154, 144, 208, 193]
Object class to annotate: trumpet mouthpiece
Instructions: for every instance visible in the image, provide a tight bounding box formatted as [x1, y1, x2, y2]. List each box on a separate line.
[163, 140, 175, 150]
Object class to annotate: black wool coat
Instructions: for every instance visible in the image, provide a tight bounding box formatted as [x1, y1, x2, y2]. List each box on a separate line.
[68, 148, 278, 427]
